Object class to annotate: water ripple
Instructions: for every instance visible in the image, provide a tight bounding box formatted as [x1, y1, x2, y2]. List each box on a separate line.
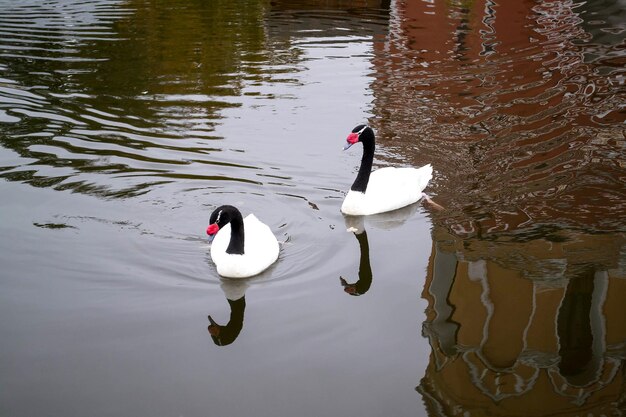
[368, 0, 625, 238]
[0, 0, 313, 197]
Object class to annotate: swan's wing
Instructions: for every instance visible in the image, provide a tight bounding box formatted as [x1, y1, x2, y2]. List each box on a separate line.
[211, 214, 278, 277]
[243, 214, 279, 258]
[216, 214, 277, 277]
[364, 165, 432, 213]
[414, 164, 433, 191]
[368, 165, 431, 189]
[342, 164, 433, 215]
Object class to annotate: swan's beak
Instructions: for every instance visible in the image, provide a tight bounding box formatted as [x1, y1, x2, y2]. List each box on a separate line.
[207, 223, 219, 242]
[344, 132, 359, 150]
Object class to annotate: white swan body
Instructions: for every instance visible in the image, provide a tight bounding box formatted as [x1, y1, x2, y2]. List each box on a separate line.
[341, 125, 433, 216]
[210, 213, 279, 278]
[341, 165, 432, 215]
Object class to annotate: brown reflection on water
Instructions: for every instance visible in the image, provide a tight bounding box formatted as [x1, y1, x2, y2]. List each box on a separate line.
[419, 227, 626, 416]
[370, 0, 625, 237]
[365, 0, 625, 415]
[268, 0, 389, 9]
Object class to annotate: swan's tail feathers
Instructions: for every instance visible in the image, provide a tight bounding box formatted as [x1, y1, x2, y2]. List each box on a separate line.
[417, 163, 434, 192]
[422, 193, 445, 211]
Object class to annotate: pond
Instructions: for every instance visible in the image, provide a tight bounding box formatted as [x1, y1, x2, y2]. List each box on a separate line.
[1, 1, 625, 416]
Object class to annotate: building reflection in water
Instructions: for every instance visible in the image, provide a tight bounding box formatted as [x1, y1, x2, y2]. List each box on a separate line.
[419, 228, 625, 416]
[369, 0, 625, 237]
[364, 0, 625, 415]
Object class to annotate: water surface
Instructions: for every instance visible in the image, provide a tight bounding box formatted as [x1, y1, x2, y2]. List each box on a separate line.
[1, 1, 624, 416]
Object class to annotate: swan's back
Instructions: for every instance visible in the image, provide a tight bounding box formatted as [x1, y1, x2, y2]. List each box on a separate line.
[211, 214, 279, 278]
[341, 164, 432, 215]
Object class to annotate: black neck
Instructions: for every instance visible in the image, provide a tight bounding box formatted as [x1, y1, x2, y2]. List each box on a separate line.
[351, 132, 375, 193]
[226, 210, 245, 255]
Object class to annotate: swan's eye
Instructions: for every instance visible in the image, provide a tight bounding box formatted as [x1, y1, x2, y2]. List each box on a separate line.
[207, 223, 219, 235]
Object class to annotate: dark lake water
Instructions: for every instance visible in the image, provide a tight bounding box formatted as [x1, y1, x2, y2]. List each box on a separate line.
[1, 1, 625, 416]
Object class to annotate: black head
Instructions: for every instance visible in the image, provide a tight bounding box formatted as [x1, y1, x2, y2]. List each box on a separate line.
[207, 205, 241, 239]
[344, 124, 374, 150]
[352, 124, 367, 134]
[209, 205, 236, 227]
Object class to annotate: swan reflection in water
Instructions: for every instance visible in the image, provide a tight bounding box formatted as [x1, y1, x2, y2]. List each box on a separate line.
[207, 278, 250, 346]
[340, 202, 422, 296]
[340, 230, 373, 296]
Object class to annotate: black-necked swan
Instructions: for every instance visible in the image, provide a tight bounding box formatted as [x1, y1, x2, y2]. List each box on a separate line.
[341, 125, 433, 216]
[206, 205, 279, 278]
